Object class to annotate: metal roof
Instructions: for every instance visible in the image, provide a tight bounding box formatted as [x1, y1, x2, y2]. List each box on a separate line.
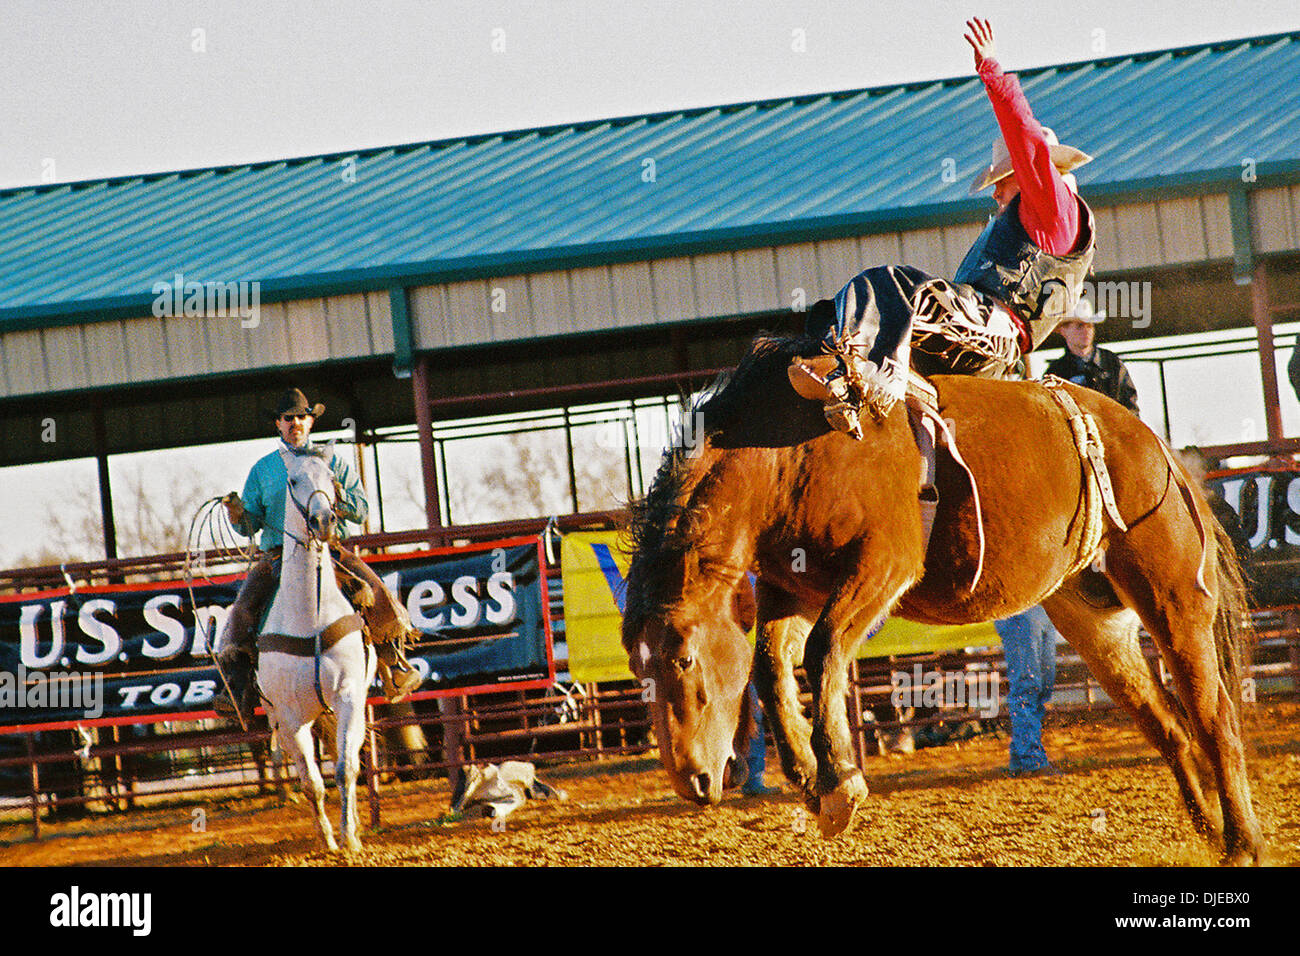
[3, 30, 1300, 328]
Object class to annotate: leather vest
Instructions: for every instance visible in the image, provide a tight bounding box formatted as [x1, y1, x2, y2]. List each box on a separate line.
[953, 194, 1096, 351]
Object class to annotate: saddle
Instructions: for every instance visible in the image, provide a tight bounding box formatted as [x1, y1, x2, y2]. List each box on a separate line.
[787, 357, 1134, 594]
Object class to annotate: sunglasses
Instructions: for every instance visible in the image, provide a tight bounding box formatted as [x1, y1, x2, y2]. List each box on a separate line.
[280, 413, 311, 422]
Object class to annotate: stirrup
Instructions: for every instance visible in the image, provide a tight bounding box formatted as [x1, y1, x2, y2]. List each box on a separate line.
[823, 400, 864, 440]
[381, 662, 422, 701]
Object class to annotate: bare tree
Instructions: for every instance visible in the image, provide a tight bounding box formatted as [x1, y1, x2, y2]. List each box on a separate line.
[384, 425, 633, 529]
[13, 462, 216, 569]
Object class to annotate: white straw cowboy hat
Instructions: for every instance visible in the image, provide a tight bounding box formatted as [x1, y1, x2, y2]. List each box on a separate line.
[968, 126, 1093, 195]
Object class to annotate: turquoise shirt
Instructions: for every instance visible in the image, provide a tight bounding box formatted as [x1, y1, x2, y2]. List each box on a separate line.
[237, 441, 368, 550]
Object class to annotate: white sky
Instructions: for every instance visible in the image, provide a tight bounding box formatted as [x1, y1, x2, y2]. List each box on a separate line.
[3, 0, 1300, 566]
[6, 0, 1300, 187]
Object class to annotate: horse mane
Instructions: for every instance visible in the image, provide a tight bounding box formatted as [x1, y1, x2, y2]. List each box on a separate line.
[621, 333, 810, 643]
[695, 334, 810, 435]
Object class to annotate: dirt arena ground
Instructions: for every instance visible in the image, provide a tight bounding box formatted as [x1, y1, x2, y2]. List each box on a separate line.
[3, 702, 1297, 867]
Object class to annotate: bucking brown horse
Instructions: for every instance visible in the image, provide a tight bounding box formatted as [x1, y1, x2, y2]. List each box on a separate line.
[621, 335, 1264, 865]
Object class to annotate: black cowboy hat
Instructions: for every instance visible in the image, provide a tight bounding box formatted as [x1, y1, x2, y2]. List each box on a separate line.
[269, 387, 325, 419]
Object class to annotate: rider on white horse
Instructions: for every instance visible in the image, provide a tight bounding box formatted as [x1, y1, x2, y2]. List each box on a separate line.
[214, 387, 421, 723]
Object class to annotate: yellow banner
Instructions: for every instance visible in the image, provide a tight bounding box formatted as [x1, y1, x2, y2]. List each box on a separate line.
[559, 531, 1000, 683]
[858, 617, 1000, 658]
[560, 531, 638, 683]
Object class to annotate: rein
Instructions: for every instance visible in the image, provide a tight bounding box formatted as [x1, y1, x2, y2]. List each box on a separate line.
[280, 477, 352, 716]
[314, 536, 331, 715]
[184, 494, 259, 733]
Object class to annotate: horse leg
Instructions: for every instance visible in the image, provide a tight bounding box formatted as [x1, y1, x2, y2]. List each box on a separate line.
[753, 581, 817, 798]
[1100, 543, 1263, 865]
[334, 696, 367, 855]
[272, 728, 298, 803]
[280, 718, 338, 853]
[252, 733, 271, 795]
[1041, 586, 1223, 843]
[335, 644, 376, 855]
[805, 572, 914, 837]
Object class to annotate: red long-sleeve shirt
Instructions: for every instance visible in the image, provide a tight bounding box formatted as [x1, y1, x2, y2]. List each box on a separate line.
[978, 58, 1079, 256]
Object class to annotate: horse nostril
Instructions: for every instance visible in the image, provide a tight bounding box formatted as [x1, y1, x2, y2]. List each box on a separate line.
[725, 755, 744, 789]
[690, 773, 710, 799]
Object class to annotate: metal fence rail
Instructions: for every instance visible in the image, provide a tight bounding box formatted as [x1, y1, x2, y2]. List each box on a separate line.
[0, 679, 654, 838]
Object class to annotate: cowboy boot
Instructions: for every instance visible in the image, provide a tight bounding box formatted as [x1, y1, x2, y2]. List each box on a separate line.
[376, 643, 423, 701]
[822, 369, 864, 439]
[334, 545, 423, 701]
[213, 647, 259, 724]
[787, 354, 865, 439]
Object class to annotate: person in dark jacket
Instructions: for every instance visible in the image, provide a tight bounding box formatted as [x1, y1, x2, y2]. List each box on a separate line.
[1043, 308, 1140, 413]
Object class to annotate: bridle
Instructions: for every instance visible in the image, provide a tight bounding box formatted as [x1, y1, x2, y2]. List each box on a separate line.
[283, 476, 334, 552]
[282, 470, 346, 713]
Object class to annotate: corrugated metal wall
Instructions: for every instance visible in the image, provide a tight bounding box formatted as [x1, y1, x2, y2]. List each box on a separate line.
[2, 186, 1298, 403]
[1255, 184, 1300, 253]
[0, 291, 392, 397]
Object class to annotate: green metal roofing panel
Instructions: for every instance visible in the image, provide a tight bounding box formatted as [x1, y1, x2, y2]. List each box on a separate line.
[3, 32, 1300, 326]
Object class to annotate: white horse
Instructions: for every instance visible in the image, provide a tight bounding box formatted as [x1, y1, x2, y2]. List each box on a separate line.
[256, 443, 377, 854]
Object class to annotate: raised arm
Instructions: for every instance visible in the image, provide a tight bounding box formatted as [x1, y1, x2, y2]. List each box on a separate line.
[964, 18, 1078, 254]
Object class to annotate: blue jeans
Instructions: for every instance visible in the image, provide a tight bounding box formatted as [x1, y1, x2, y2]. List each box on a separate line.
[746, 683, 767, 781]
[994, 605, 1059, 772]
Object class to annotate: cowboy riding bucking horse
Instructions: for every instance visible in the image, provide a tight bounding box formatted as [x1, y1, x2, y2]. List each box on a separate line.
[791, 17, 1097, 433]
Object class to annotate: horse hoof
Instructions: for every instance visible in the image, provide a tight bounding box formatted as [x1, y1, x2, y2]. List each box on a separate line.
[816, 775, 869, 838]
[1222, 842, 1265, 867]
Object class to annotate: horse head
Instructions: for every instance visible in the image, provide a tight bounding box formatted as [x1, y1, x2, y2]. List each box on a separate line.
[625, 576, 755, 806]
[286, 442, 337, 544]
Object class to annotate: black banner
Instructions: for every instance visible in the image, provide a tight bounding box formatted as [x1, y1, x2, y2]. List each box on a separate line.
[368, 538, 554, 696]
[0, 536, 553, 731]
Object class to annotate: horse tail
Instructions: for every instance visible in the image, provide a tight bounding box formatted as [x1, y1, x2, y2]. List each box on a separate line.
[1158, 434, 1251, 714]
[1209, 518, 1254, 722]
